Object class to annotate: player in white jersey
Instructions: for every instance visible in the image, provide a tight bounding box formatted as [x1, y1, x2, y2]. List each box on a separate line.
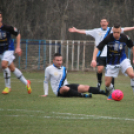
[41, 53, 107, 98]
[68, 18, 134, 89]
[91, 23, 134, 100]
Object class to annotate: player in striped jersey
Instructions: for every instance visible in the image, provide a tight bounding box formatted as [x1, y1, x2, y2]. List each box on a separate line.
[41, 53, 107, 98]
[68, 18, 134, 89]
[91, 23, 134, 100]
[0, 11, 32, 94]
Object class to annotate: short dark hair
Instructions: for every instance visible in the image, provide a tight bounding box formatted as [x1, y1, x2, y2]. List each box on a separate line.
[0, 11, 2, 15]
[113, 23, 121, 28]
[101, 17, 108, 22]
[53, 53, 62, 59]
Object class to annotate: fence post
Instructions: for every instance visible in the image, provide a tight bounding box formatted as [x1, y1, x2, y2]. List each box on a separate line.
[49, 40, 52, 65]
[43, 40, 46, 69]
[77, 41, 80, 70]
[55, 40, 57, 53]
[38, 40, 41, 70]
[82, 41, 86, 71]
[72, 40, 74, 70]
[25, 39, 28, 69]
[66, 40, 69, 69]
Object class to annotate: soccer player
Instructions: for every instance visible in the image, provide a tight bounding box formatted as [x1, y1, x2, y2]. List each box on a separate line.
[68, 18, 134, 89]
[0, 11, 32, 94]
[41, 53, 107, 98]
[91, 23, 134, 100]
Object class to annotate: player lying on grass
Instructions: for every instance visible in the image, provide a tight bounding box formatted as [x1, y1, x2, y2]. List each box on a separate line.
[0, 11, 32, 94]
[91, 23, 134, 100]
[41, 53, 107, 98]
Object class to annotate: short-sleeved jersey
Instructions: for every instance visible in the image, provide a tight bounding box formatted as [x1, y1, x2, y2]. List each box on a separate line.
[97, 33, 133, 65]
[85, 27, 124, 57]
[0, 24, 20, 54]
[44, 64, 68, 95]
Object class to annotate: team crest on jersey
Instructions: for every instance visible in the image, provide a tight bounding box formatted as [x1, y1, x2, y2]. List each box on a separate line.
[119, 43, 123, 50]
[114, 43, 119, 51]
[54, 72, 59, 76]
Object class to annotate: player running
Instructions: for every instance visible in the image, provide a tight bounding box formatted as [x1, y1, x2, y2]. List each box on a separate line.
[0, 11, 32, 94]
[41, 53, 107, 98]
[68, 18, 134, 89]
[91, 23, 134, 100]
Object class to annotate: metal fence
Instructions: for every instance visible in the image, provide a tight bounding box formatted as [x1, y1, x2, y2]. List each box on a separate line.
[13, 39, 131, 71]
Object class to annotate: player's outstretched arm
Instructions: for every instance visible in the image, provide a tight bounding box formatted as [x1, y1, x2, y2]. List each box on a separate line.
[68, 27, 86, 34]
[132, 46, 134, 64]
[91, 48, 99, 67]
[15, 33, 22, 56]
[123, 27, 134, 32]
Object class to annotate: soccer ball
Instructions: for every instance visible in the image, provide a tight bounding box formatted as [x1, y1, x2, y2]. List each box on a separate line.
[112, 89, 124, 101]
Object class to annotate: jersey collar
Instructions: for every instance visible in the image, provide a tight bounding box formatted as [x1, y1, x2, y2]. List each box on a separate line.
[113, 34, 121, 41]
[101, 27, 109, 31]
[53, 64, 62, 69]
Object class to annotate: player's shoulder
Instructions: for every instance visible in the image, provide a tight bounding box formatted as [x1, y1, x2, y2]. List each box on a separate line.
[1, 24, 13, 30]
[45, 65, 54, 71]
[120, 33, 127, 38]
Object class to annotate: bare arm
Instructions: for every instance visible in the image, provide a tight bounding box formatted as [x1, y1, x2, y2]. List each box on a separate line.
[68, 27, 86, 34]
[15, 33, 22, 56]
[123, 27, 134, 32]
[91, 47, 99, 67]
[132, 46, 134, 64]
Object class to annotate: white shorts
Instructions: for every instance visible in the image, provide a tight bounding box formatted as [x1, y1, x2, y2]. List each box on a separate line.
[0, 50, 15, 65]
[105, 59, 132, 78]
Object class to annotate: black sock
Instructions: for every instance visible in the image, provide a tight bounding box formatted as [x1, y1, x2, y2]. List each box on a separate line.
[66, 89, 83, 97]
[111, 77, 115, 88]
[88, 87, 106, 95]
[97, 73, 102, 85]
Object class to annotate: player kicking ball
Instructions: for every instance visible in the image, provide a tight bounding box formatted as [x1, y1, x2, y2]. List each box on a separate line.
[91, 23, 134, 100]
[41, 53, 107, 98]
[0, 11, 32, 94]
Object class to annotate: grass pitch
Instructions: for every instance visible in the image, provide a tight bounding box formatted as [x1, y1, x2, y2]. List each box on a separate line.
[0, 71, 134, 134]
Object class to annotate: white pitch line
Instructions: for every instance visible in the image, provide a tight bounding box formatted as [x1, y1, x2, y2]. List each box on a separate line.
[0, 108, 134, 121]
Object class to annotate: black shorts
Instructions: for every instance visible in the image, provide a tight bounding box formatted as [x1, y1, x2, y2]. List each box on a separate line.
[97, 57, 106, 67]
[57, 84, 79, 97]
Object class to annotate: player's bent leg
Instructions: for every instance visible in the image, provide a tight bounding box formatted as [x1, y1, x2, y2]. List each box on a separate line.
[2, 68, 11, 94]
[97, 66, 104, 88]
[1, 61, 11, 94]
[105, 77, 114, 100]
[59, 85, 92, 98]
[78, 85, 106, 95]
[9, 63, 32, 94]
[125, 67, 134, 92]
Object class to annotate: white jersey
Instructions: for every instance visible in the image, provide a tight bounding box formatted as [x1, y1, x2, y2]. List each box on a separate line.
[44, 64, 68, 96]
[85, 27, 124, 57]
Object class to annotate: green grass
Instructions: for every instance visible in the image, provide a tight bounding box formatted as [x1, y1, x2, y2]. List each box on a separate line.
[0, 71, 134, 134]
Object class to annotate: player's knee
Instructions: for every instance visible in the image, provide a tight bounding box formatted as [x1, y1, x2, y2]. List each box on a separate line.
[97, 68, 103, 73]
[129, 73, 134, 79]
[85, 85, 90, 90]
[60, 86, 70, 93]
[8, 66, 15, 72]
[105, 82, 110, 87]
[1, 62, 8, 69]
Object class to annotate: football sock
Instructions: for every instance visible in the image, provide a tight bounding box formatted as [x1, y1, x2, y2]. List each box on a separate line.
[3, 68, 11, 88]
[106, 84, 114, 95]
[111, 77, 115, 88]
[130, 78, 134, 92]
[89, 87, 106, 95]
[13, 68, 27, 85]
[66, 89, 82, 97]
[97, 72, 102, 86]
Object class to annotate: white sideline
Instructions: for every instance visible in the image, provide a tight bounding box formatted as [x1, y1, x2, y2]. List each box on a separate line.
[0, 108, 134, 121]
